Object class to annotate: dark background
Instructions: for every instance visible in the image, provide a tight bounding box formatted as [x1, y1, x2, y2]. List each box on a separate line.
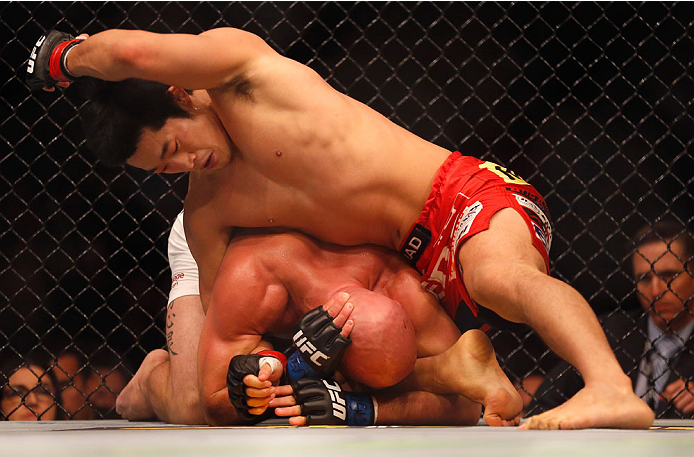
[1, 1, 693, 416]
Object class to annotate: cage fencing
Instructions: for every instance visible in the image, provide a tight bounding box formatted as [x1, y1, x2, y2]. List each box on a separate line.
[1, 1, 693, 420]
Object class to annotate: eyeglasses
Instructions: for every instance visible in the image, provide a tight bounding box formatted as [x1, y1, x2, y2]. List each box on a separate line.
[2, 384, 55, 402]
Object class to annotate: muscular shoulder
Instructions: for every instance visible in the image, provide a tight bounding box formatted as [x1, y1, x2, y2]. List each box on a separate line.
[231, 231, 318, 270]
[212, 237, 289, 323]
[212, 49, 335, 110]
[183, 184, 226, 233]
[379, 254, 421, 291]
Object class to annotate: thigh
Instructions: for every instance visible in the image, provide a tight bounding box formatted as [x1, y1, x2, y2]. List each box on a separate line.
[457, 207, 548, 322]
[461, 207, 547, 274]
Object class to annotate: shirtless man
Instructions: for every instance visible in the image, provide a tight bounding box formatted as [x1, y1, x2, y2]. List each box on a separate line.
[117, 213, 520, 426]
[28, 27, 653, 429]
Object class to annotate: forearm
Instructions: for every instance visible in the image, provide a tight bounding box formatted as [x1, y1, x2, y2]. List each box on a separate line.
[158, 295, 205, 423]
[66, 27, 272, 89]
[66, 30, 151, 81]
[200, 338, 277, 425]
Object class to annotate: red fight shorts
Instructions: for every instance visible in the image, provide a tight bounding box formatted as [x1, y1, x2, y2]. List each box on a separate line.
[399, 152, 552, 320]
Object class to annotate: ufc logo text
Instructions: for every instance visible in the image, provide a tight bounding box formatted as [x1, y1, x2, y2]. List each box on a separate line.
[293, 329, 329, 366]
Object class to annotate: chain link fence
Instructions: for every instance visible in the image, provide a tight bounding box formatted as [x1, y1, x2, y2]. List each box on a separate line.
[1, 1, 693, 421]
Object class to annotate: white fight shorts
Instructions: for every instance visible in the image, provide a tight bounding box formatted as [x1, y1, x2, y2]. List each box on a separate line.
[167, 211, 200, 304]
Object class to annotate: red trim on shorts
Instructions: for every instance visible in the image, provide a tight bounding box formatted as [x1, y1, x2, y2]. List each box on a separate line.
[400, 152, 552, 323]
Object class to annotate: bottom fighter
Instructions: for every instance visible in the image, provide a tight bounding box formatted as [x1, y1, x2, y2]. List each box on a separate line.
[117, 213, 521, 426]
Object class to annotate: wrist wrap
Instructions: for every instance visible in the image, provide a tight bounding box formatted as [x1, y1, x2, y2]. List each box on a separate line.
[26, 30, 84, 90]
[49, 38, 81, 82]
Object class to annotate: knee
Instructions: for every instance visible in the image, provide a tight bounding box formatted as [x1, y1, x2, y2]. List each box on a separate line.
[464, 262, 516, 303]
[464, 262, 547, 323]
[141, 349, 169, 380]
[470, 259, 548, 296]
[339, 291, 417, 388]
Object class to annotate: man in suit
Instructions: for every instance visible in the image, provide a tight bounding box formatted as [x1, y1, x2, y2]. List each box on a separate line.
[530, 221, 694, 418]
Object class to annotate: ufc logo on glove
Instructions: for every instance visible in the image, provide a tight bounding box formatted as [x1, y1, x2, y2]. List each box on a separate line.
[293, 329, 330, 366]
[322, 379, 347, 421]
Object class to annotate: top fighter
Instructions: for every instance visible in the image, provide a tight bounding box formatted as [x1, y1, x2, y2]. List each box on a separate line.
[27, 27, 653, 429]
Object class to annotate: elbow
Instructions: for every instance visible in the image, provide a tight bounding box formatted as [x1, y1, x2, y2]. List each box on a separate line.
[115, 41, 150, 76]
[84, 30, 141, 76]
[101, 31, 155, 78]
[245, 31, 273, 53]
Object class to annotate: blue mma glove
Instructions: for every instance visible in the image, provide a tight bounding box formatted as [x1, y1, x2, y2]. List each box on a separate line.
[285, 307, 352, 381]
[292, 378, 375, 426]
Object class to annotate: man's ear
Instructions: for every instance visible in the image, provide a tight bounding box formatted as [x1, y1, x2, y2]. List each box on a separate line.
[168, 86, 194, 110]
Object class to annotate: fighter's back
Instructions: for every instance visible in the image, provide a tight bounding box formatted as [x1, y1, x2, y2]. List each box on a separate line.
[219, 229, 457, 358]
[223, 229, 395, 310]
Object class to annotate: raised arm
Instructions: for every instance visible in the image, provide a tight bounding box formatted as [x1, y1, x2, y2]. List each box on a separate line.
[64, 27, 275, 89]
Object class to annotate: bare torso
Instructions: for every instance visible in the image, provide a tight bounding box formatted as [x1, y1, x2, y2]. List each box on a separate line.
[186, 55, 451, 249]
[218, 230, 459, 357]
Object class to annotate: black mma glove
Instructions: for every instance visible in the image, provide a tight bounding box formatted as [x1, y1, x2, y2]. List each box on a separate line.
[285, 307, 351, 382]
[292, 377, 375, 426]
[26, 30, 84, 90]
[226, 351, 286, 424]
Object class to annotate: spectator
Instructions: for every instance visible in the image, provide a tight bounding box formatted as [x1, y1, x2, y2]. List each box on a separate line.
[53, 349, 95, 420]
[530, 221, 694, 418]
[88, 362, 129, 419]
[1, 358, 62, 421]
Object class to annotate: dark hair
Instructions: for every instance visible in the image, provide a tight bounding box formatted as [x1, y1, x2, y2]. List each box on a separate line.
[632, 220, 694, 269]
[79, 77, 191, 166]
[1, 357, 63, 420]
[54, 348, 91, 382]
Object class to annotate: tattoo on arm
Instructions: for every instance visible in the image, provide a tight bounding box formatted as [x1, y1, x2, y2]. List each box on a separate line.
[166, 302, 179, 356]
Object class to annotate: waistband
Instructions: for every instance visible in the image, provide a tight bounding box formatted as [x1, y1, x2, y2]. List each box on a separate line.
[398, 152, 463, 266]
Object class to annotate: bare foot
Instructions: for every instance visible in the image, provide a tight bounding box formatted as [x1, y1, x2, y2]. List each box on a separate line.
[519, 380, 654, 430]
[440, 330, 523, 426]
[116, 349, 169, 420]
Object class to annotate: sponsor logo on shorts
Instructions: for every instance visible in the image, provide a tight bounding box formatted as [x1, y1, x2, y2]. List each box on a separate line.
[479, 161, 529, 185]
[506, 186, 550, 215]
[419, 201, 482, 306]
[421, 246, 451, 303]
[514, 194, 552, 253]
[400, 224, 431, 265]
[453, 201, 483, 242]
[453, 201, 483, 246]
